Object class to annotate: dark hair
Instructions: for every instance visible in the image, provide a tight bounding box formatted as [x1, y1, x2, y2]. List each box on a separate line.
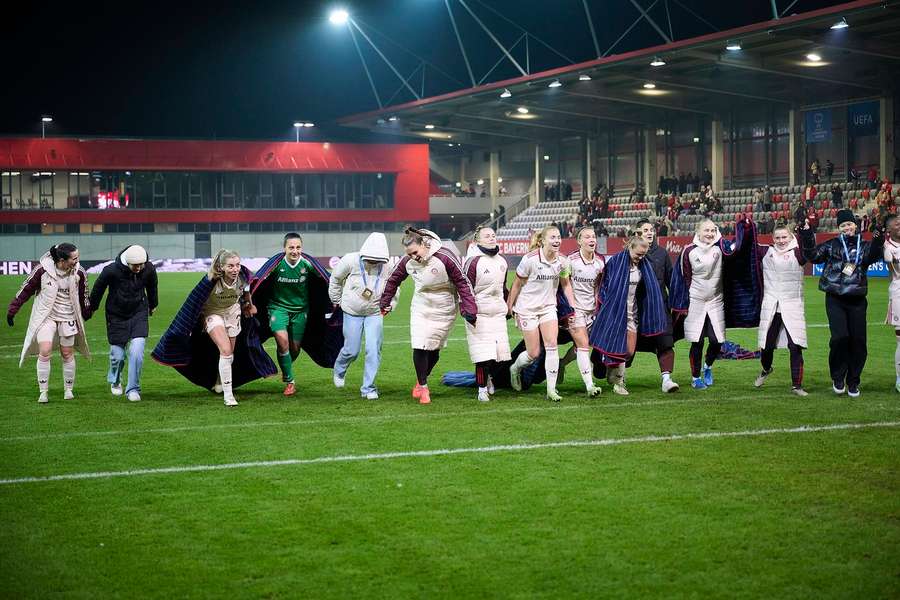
[49, 243, 77, 263]
[885, 213, 898, 229]
[402, 226, 426, 247]
[283, 232, 302, 245]
[633, 218, 652, 230]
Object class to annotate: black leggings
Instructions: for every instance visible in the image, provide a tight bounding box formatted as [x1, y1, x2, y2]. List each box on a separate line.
[476, 360, 495, 387]
[413, 349, 441, 385]
[825, 293, 868, 388]
[760, 312, 804, 387]
[689, 317, 722, 378]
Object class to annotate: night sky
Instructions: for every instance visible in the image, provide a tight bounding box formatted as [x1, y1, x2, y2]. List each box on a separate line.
[2, 0, 843, 141]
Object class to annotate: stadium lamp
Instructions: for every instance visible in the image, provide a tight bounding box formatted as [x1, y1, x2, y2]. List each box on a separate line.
[303, 122, 315, 127]
[41, 115, 53, 138]
[500, 88, 512, 98]
[497, 177, 503, 183]
[516, 107, 529, 114]
[543, 154, 550, 161]
[830, 17, 848, 30]
[650, 56, 666, 67]
[725, 40, 742, 51]
[388, 115, 398, 121]
[477, 179, 484, 185]
[329, 8, 350, 25]
[578, 74, 592, 81]
[425, 124, 435, 129]
[643, 82, 657, 89]
[548, 79, 562, 88]
[805, 53, 822, 62]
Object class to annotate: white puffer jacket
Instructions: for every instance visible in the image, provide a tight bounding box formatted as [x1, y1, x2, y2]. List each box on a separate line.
[12, 252, 91, 366]
[329, 233, 399, 316]
[463, 243, 511, 363]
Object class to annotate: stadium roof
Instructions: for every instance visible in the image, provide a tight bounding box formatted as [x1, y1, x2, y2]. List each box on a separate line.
[338, 0, 900, 149]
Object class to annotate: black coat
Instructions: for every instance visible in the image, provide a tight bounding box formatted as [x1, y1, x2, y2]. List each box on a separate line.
[801, 230, 884, 297]
[88, 249, 159, 345]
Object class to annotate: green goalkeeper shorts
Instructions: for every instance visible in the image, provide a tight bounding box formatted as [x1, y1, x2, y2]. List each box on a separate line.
[269, 308, 308, 342]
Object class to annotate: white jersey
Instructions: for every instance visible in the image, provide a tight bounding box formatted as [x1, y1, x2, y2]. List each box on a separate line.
[514, 248, 570, 316]
[48, 268, 77, 322]
[566, 250, 604, 312]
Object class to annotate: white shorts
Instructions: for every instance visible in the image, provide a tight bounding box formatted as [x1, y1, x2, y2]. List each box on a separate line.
[515, 311, 557, 332]
[570, 308, 595, 330]
[204, 305, 241, 338]
[36, 319, 77, 347]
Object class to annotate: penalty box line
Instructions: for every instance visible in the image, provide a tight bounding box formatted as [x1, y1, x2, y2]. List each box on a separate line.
[1, 421, 898, 486]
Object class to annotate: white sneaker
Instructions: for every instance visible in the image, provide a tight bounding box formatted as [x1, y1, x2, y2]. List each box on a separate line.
[38, 390, 49, 404]
[110, 383, 123, 396]
[895, 377, 900, 393]
[585, 384, 602, 398]
[223, 395, 238, 407]
[791, 387, 809, 397]
[612, 383, 629, 396]
[127, 391, 142, 402]
[64, 389, 75, 400]
[509, 365, 523, 391]
[661, 379, 680, 393]
[333, 373, 345, 388]
[477, 389, 491, 402]
[213, 383, 223, 394]
[546, 388, 562, 402]
[362, 390, 379, 400]
[754, 368, 774, 388]
[486, 376, 495, 395]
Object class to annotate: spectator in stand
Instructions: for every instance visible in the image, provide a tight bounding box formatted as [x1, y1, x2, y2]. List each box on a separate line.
[496, 204, 506, 228]
[678, 173, 686, 195]
[760, 212, 776, 235]
[655, 191, 665, 217]
[795, 199, 819, 233]
[868, 166, 879, 190]
[754, 188, 764, 212]
[810, 158, 820, 184]
[686, 172, 695, 194]
[658, 175, 666, 194]
[802, 183, 817, 203]
[831, 183, 843, 209]
[593, 220, 610, 237]
[702, 167, 712, 188]
[764, 185, 773, 211]
[658, 217, 671, 237]
[848, 166, 861, 187]
[825, 159, 835, 183]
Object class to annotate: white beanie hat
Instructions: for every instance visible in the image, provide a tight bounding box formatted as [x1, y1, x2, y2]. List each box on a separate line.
[123, 245, 148, 265]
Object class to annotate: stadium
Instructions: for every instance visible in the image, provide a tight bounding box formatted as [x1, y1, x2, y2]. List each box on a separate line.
[2, 0, 899, 597]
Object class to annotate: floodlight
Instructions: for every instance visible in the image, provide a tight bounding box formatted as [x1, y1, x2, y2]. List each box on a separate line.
[830, 17, 848, 30]
[388, 116, 398, 122]
[500, 88, 512, 98]
[643, 82, 656, 89]
[497, 177, 503, 183]
[650, 56, 666, 67]
[578, 74, 591, 81]
[477, 179, 484, 185]
[805, 53, 822, 62]
[303, 122, 315, 127]
[41, 116, 53, 123]
[293, 122, 302, 128]
[548, 80, 562, 88]
[693, 137, 701, 143]
[517, 107, 529, 114]
[543, 155, 550, 160]
[425, 124, 435, 129]
[725, 40, 742, 51]
[329, 9, 349, 25]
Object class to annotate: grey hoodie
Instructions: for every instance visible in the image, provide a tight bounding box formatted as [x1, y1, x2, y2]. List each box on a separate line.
[329, 233, 399, 316]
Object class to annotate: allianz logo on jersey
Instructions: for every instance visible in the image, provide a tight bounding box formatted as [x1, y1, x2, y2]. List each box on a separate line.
[811, 260, 888, 277]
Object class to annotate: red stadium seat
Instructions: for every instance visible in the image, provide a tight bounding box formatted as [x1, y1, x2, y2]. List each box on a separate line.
[850, 199, 858, 209]
[816, 209, 824, 219]
[821, 200, 830, 209]
[830, 208, 837, 217]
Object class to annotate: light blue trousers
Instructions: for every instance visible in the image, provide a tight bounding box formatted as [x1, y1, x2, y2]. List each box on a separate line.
[333, 314, 383, 395]
[107, 337, 146, 394]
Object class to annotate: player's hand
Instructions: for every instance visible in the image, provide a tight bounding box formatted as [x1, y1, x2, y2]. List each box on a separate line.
[6, 314, 13, 327]
[380, 306, 391, 316]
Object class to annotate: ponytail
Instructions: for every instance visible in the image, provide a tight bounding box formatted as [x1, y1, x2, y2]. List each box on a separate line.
[401, 226, 426, 247]
[49, 243, 78, 263]
[529, 225, 559, 251]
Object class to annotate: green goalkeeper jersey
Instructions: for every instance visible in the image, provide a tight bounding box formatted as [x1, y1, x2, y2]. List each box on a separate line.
[269, 257, 312, 313]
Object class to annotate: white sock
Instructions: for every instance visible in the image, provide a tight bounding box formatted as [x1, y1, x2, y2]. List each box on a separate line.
[662, 372, 672, 383]
[62, 357, 75, 390]
[219, 355, 234, 396]
[478, 386, 488, 394]
[512, 351, 536, 371]
[702, 362, 710, 371]
[895, 336, 900, 378]
[560, 345, 577, 367]
[544, 347, 560, 391]
[37, 356, 51, 392]
[576, 348, 593, 388]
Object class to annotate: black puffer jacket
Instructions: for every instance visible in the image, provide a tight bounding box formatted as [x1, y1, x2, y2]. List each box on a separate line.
[88, 248, 159, 319]
[801, 229, 884, 297]
[643, 241, 673, 303]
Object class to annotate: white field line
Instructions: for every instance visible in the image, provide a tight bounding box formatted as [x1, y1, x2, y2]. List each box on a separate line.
[0, 396, 740, 442]
[2, 421, 898, 486]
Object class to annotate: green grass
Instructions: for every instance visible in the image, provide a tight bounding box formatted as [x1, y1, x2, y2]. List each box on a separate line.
[1, 273, 898, 599]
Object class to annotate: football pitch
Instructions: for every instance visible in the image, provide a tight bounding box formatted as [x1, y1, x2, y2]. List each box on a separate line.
[1, 273, 898, 598]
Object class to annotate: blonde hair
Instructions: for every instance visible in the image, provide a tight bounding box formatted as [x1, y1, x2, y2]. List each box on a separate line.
[401, 226, 426, 247]
[626, 236, 650, 251]
[474, 225, 495, 244]
[575, 226, 595, 241]
[529, 225, 560, 251]
[209, 249, 241, 281]
[695, 219, 717, 233]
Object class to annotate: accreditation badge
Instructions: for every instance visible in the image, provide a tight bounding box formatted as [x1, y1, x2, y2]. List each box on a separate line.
[361, 287, 374, 300]
[842, 263, 857, 276]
